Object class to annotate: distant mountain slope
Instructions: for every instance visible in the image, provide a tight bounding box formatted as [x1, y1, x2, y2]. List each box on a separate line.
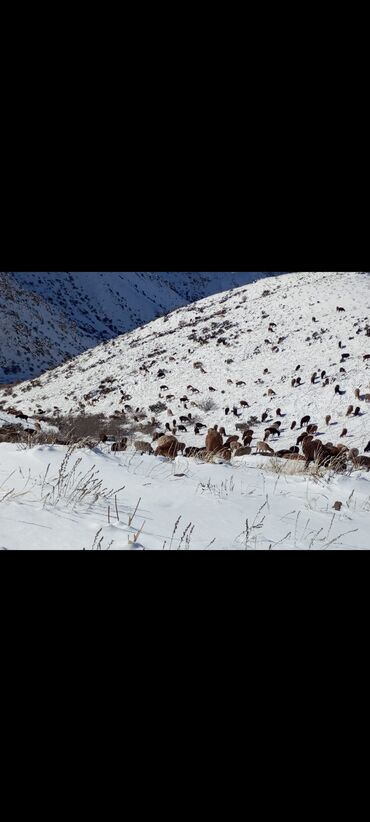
[2, 271, 369, 455]
[0, 271, 283, 381]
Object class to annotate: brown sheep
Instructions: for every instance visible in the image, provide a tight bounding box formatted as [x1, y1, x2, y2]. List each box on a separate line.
[134, 441, 154, 455]
[267, 389, 276, 396]
[205, 428, 223, 454]
[154, 434, 177, 449]
[233, 446, 252, 457]
[302, 438, 329, 467]
[256, 441, 274, 455]
[155, 439, 183, 458]
[325, 415, 331, 426]
[297, 432, 312, 446]
[346, 405, 354, 416]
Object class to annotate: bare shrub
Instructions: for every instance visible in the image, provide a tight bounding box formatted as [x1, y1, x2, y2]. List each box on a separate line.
[197, 398, 217, 412]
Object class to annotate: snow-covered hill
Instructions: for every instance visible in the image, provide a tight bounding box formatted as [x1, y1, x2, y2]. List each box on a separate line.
[1, 271, 370, 550]
[2, 271, 369, 449]
[0, 271, 283, 382]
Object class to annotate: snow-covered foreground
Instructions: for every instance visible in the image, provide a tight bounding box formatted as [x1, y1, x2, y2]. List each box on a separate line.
[1, 443, 369, 550]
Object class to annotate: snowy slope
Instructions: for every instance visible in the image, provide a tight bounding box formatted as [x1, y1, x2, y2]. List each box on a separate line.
[1, 271, 370, 550]
[0, 271, 282, 381]
[1, 442, 369, 550]
[1, 270, 370, 451]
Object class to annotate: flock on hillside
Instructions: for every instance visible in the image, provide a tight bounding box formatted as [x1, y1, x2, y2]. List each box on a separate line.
[1, 295, 370, 473]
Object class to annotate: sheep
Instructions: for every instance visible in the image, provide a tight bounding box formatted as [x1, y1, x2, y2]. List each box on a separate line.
[346, 405, 354, 416]
[291, 421, 297, 430]
[134, 441, 154, 455]
[264, 427, 281, 440]
[154, 434, 177, 449]
[306, 424, 318, 435]
[325, 415, 331, 426]
[233, 446, 252, 457]
[302, 438, 330, 467]
[240, 400, 250, 408]
[178, 425, 187, 432]
[180, 414, 192, 423]
[300, 415, 310, 428]
[180, 396, 189, 403]
[297, 432, 312, 446]
[225, 435, 239, 446]
[256, 441, 274, 455]
[354, 388, 360, 400]
[236, 381, 246, 386]
[351, 455, 370, 470]
[336, 306, 345, 312]
[229, 441, 240, 452]
[267, 389, 276, 396]
[155, 437, 183, 458]
[363, 355, 370, 361]
[209, 386, 216, 392]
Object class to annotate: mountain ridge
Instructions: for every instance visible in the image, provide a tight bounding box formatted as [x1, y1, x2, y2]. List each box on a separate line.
[0, 271, 284, 381]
